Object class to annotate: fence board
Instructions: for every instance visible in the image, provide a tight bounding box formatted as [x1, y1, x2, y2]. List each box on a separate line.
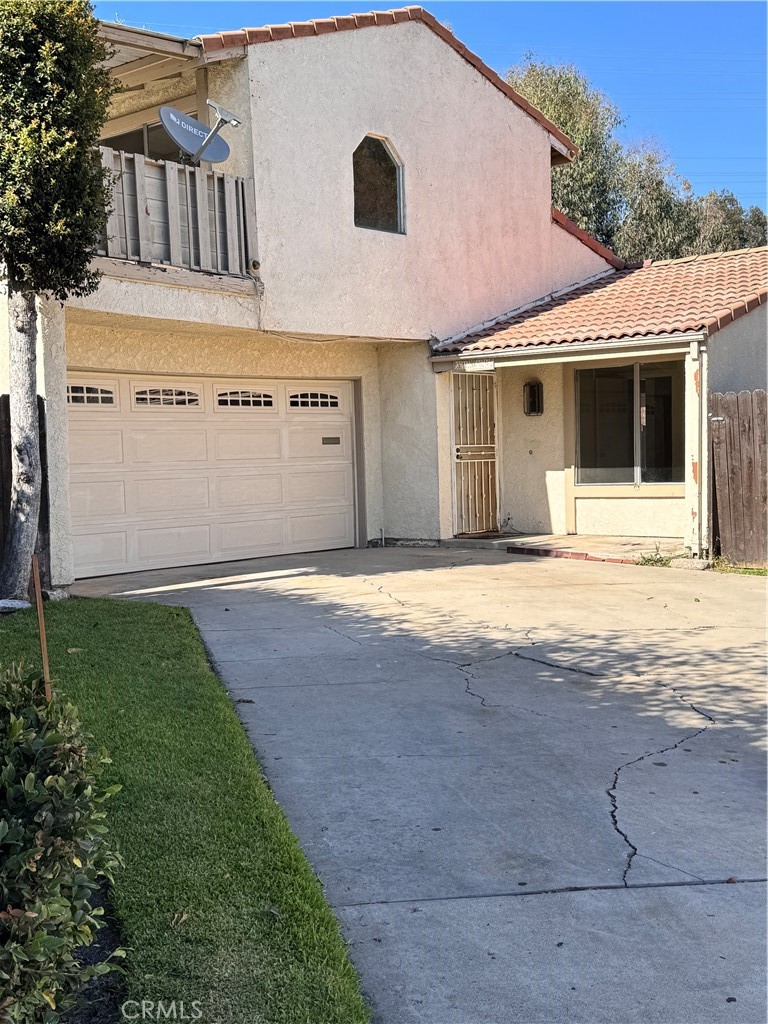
[165, 162, 182, 266]
[132, 154, 153, 263]
[243, 180, 258, 269]
[224, 175, 238, 274]
[722, 392, 745, 563]
[753, 389, 768, 561]
[100, 148, 122, 258]
[98, 147, 251, 278]
[194, 166, 212, 272]
[0, 396, 51, 589]
[737, 391, 757, 564]
[710, 389, 767, 566]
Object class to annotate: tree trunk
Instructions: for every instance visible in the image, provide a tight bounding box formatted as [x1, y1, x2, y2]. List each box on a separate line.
[0, 284, 41, 600]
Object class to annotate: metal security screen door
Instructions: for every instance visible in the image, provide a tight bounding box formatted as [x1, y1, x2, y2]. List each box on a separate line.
[453, 373, 498, 534]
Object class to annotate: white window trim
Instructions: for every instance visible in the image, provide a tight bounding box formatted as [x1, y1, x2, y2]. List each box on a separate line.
[288, 391, 341, 410]
[214, 388, 276, 411]
[132, 384, 203, 411]
[66, 380, 120, 410]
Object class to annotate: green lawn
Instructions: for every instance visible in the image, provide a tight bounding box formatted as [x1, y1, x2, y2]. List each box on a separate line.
[0, 598, 370, 1024]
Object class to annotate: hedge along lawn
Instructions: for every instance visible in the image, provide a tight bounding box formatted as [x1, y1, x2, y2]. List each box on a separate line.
[0, 597, 371, 1024]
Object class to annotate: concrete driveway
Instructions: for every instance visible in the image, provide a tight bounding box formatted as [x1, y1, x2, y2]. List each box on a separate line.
[75, 548, 767, 1024]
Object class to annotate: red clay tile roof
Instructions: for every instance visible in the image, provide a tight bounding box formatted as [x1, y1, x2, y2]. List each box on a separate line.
[552, 209, 625, 270]
[197, 7, 577, 161]
[434, 247, 768, 355]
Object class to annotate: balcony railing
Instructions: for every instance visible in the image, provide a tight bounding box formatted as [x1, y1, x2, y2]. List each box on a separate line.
[98, 147, 257, 278]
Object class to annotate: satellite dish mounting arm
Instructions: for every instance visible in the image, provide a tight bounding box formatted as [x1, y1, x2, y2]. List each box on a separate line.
[192, 98, 242, 164]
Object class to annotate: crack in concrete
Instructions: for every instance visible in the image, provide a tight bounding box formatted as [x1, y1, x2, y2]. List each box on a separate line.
[336, 876, 767, 909]
[357, 566, 727, 888]
[462, 663, 493, 704]
[511, 649, 604, 677]
[608, 721, 712, 886]
[634, 853, 707, 883]
[656, 679, 716, 723]
[324, 623, 364, 646]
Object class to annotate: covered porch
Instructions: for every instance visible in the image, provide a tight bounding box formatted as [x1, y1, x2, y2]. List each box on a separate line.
[429, 248, 768, 559]
[439, 336, 705, 556]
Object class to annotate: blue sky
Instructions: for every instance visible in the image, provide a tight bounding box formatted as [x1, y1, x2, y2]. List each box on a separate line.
[94, 1, 767, 211]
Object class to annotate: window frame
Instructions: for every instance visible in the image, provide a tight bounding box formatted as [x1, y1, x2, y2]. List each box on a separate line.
[352, 134, 406, 236]
[288, 391, 341, 410]
[215, 389, 275, 410]
[66, 381, 119, 410]
[575, 360, 685, 487]
[132, 385, 203, 411]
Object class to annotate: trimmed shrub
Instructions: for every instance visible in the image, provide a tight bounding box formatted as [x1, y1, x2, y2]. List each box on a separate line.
[0, 663, 123, 1023]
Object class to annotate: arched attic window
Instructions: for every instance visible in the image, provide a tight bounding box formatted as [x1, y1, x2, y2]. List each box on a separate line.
[353, 135, 404, 234]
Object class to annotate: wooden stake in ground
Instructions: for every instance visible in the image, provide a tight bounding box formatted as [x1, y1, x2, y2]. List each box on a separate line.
[32, 553, 51, 702]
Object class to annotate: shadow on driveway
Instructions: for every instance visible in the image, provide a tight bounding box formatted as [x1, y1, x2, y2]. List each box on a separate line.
[74, 548, 768, 1024]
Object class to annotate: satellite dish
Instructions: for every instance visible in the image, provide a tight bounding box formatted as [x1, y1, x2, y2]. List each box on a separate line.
[159, 106, 231, 163]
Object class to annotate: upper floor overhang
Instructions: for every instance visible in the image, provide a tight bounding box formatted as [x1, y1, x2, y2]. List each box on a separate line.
[99, 21, 245, 90]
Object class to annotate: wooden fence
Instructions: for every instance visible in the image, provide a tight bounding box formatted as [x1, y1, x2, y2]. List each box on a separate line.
[0, 395, 51, 590]
[98, 147, 257, 277]
[709, 389, 767, 566]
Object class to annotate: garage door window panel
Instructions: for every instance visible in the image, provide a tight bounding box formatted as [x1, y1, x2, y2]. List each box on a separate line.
[133, 386, 201, 409]
[289, 392, 340, 409]
[216, 390, 274, 409]
[67, 383, 117, 407]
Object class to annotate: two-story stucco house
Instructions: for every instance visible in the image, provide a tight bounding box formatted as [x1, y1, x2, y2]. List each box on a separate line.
[1, 7, 765, 585]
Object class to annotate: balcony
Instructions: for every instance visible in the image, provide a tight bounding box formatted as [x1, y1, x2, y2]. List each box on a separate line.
[98, 146, 257, 279]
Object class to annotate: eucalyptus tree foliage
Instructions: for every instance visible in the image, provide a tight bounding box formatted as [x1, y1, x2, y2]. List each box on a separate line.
[693, 190, 767, 253]
[507, 57, 766, 263]
[0, 0, 113, 598]
[507, 57, 625, 249]
[614, 145, 699, 263]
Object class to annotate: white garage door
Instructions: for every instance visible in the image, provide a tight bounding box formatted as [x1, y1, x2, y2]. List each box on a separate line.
[67, 374, 356, 577]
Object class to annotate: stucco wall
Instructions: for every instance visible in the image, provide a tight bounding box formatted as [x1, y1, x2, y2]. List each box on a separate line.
[65, 313, 386, 543]
[379, 342, 447, 539]
[107, 71, 198, 124]
[246, 21, 560, 340]
[207, 58, 255, 181]
[707, 306, 767, 394]
[575, 497, 686, 538]
[497, 363, 568, 534]
[67, 270, 262, 332]
[550, 221, 613, 295]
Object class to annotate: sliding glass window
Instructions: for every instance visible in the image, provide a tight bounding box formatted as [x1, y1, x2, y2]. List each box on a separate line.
[576, 361, 684, 485]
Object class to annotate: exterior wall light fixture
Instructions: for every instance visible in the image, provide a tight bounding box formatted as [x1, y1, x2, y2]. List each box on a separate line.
[523, 380, 543, 416]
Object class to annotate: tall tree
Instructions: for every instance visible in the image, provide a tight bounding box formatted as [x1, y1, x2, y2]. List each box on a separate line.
[741, 205, 768, 248]
[507, 57, 625, 248]
[507, 56, 766, 262]
[0, 0, 113, 599]
[693, 190, 767, 252]
[614, 146, 698, 263]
